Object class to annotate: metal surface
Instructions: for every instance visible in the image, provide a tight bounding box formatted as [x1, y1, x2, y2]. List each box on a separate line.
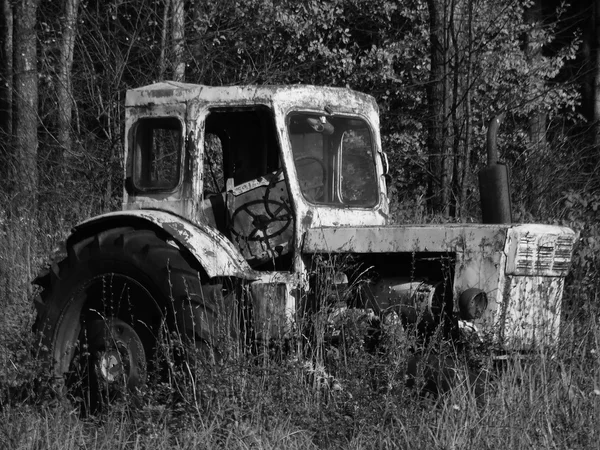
[479, 163, 512, 224]
[75, 209, 258, 279]
[249, 281, 295, 340]
[124, 81, 390, 232]
[303, 224, 507, 254]
[480, 114, 512, 224]
[367, 278, 442, 323]
[504, 224, 577, 276]
[125, 82, 378, 114]
[118, 81, 578, 352]
[486, 114, 505, 166]
[303, 223, 577, 349]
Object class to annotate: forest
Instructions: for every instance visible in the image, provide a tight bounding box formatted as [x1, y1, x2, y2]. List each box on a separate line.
[1, 0, 600, 448]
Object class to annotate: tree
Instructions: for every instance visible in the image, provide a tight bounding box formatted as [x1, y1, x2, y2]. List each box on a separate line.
[0, 0, 12, 141]
[56, 0, 80, 161]
[421, 0, 580, 218]
[593, 0, 600, 146]
[13, 0, 42, 212]
[0, 0, 583, 223]
[171, 0, 185, 81]
[0, 0, 13, 193]
[426, 0, 452, 215]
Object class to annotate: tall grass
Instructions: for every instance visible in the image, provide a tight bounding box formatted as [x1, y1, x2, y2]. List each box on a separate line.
[1, 200, 599, 449]
[3, 339, 598, 448]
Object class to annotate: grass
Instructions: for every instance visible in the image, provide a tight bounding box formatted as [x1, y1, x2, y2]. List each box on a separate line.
[3, 340, 599, 449]
[1, 208, 600, 449]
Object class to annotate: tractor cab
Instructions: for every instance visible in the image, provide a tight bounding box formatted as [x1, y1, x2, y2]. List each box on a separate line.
[123, 82, 389, 270]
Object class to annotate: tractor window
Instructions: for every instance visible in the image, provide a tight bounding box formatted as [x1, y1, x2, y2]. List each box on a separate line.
[203, 108, 280, 190]
[340, 128, 379, 205]
[288, 113, 379, 207]
[203, 133, 225, 195]
[133, 117, 182, 191]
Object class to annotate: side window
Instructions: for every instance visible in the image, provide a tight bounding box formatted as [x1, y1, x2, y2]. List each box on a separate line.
[340, 128, 378, 205]
[290, 133, 327, 203]
[133, 117, 182, 191]
[203, 108, 279, 191]
[203, 133, 224, 195]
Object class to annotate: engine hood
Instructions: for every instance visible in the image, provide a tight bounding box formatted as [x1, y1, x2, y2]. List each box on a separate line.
[303, 223, 578, 350]
[302, 224, 511, 255]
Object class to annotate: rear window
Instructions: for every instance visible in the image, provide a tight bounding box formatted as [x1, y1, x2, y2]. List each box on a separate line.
[133, 117, 183, 191]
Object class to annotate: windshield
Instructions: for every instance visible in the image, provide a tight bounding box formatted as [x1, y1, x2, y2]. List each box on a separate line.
[288, 112, 379, 207]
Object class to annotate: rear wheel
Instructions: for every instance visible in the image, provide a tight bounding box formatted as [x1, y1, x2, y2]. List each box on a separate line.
[33, 227, 236, 413]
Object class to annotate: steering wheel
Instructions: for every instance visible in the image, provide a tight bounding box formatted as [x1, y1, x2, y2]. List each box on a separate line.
[230, 198, 292, 243]
[294, 156, 326, 202]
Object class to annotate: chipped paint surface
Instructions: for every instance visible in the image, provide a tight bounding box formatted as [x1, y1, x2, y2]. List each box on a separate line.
[117, 81, 578, 352]
[249, 281, 295, 340]
[488, 225, 578, 349]
[497, 276, 565, 348]
[303, 224, 507, 254]
[76, 209, 258, 279]
[124, 81, 389, 234]
[126, 82, 378, 114]
[303, 223, 577, 349]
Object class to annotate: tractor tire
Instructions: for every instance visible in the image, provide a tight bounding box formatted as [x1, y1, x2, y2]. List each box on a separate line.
[33, 226, 237, 413]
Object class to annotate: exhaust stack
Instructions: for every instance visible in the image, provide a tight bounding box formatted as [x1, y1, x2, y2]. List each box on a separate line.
[478, 114, 512, 224]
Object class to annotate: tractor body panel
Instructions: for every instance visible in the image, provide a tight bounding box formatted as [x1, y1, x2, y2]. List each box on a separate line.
[75, 209, 258, 279]
[114, 80, 578, 351]
[303, 223, 577, 348]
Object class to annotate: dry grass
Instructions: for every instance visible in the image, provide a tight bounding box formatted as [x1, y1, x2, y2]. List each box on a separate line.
[1, 206, 599, 449]
[2, 339, 599, 449]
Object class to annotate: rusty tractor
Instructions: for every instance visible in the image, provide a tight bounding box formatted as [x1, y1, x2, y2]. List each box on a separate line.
[33, 82, 577, 408]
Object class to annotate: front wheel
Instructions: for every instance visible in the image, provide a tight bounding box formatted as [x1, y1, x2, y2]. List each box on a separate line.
[33, 227, 236, 413]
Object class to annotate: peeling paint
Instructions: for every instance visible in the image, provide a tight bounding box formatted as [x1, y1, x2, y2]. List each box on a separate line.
[303, 223, 577, 349]
[113, 81, 579, 352]
[303, 225, 507, 254]
[76, 210, 258, 280]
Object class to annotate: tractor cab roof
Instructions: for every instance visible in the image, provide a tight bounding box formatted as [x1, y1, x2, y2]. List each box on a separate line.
[125, 81, 379, 118]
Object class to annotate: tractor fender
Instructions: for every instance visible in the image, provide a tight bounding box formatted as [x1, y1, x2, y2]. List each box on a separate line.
[71, 209, 259, 280]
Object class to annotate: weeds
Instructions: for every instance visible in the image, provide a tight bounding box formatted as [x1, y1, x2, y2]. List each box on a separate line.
[1, 201, 600, 449]
[2, 291, 600, 448]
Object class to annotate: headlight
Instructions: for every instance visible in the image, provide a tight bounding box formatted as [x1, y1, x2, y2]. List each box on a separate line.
[458, 288, 488, 321]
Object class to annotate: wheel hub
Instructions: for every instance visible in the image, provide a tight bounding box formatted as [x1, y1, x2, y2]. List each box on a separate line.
[85, 318, 147, 397]
[97, 348, 127, 383]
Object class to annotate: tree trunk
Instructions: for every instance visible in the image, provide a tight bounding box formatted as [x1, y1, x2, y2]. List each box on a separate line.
[593, 0, 600, 145]
[57, 0, 80, 161]
[580, 0, 594, 121]
[171, 0, 185, 81]
[448, 0, 472, 220]
[459, 0, 473, 220]
[13, 0, 41, 213]
[525, 0, 548, 214]
[449, 0, 461, 218]
[426, 0, 452, 215]
[525, 0, 546, 148]
[159, 0, 170, 80]
[0, 0, 12, 139]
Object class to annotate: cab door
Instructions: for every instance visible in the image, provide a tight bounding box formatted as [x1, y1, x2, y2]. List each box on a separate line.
[199, 106, 294, 270]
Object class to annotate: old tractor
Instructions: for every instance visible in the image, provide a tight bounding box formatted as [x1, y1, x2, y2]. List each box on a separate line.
[34, 81, 577, 407]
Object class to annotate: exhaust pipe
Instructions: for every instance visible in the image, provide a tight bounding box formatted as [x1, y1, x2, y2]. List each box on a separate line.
[478, 114, 512, 224]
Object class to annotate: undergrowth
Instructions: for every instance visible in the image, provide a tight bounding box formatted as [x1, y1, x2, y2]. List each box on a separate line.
[1, 195, 600, 449]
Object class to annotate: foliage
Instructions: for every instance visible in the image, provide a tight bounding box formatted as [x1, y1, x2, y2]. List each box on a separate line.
[1, 0, 583, 222]
[0, 0, 599, 447]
